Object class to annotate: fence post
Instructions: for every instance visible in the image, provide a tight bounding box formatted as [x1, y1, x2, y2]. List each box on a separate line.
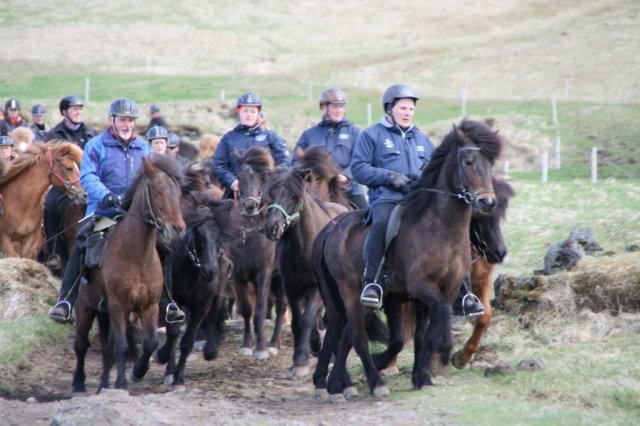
[541, 152, 549, 183]
[591, 147, 598, 183]
[220, 89, 225, 101]
[85, 77, 90, 103]
[555, 134, 561, 169]
[461, 79, 468, 117]
[502, 160, 510, 180]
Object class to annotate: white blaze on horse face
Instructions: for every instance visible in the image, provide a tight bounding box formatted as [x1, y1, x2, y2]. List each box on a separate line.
[323, 103, 346, 124]
[238, 106, 260, 127]
[389, 98, 415, 128]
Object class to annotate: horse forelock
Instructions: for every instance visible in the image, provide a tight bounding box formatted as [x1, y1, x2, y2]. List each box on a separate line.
[492, 176, 515, 220]
[300, 146, 340, 180]
[240, 146, 274, 176]
[458, 119, 503, 163]
[265, 166, 306, 202]
[54, 141, 84, 165]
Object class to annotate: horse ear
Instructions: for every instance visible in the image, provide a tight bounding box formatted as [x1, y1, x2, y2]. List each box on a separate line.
[295, 146, 305, 162]
[143, 157, 158, 175]
[296, 167, 311, 183]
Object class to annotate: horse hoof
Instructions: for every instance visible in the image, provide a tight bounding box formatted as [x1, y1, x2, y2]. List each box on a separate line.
[451, 350, 467, 369]
[329, 393, 347, 404]
[373, 385, 390, 398]
[193, 340, 206, 352]
[239, 347, 253, 356]
[314, 388, 329, 402]
[380, 366, 400, 376]
[254, 350, 270, 361]
[289, 365, 310, 379]
[71, 391, 89, 398]
[172, 384, 187, 393]
[268, 346, 279, 356]
[130, 370, 143, 383]
[163, 375, 173, 386]
[343, 386, 359, 399]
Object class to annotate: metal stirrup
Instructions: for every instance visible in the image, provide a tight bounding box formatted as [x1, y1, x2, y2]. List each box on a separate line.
[361, 282, 384, 309]
[53, 300, 72, 321]
[461, 292, 484, 318]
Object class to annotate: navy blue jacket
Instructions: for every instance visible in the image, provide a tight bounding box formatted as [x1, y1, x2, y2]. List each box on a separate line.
[292, 117, 364, 196]
[213, 124, 290, 189]
[351, 117, 434, 205]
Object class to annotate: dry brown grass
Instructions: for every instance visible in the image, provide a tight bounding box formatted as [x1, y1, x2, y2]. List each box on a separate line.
[0, 258, 58, 320]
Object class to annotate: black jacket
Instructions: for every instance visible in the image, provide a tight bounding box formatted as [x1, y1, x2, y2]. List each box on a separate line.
[44, 121, 98, 149]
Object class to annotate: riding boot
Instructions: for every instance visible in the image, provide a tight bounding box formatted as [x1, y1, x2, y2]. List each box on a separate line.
[49, 221, 92, 324]
[159, 250, 185, 324]
[43, 188, 65, 275]
[453, 273, 485, 317]
[360, 204, 392, 309]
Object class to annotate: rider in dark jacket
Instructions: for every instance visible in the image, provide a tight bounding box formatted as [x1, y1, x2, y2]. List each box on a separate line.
[351, 84, 434, 308]
[30, 104, 49, 141]
[0, 98, 28, 136]
[213, 92, 290, 194]
[291, 88, 367, 209]
[43, 96, 98, 274]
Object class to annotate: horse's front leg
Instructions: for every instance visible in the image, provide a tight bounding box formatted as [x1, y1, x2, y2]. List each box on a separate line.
[297, 288, 322, 364]
[452, 263, 493, 369]
[253, 269, 272, 360]
[72, 292, 96, 394]
[172, 301, 212, 386]
[157, 321, 181, 385]
[107, 307, 129, 390]
[131, 304, 160, 382]
[0, 234, 19, 257]
[236, 280, 254, 356]
[268, 275, 287, 355]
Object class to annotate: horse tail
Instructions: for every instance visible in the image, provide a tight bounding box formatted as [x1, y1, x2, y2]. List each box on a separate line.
[315, 225, 346, 318]
[365, 312, 389, 344]
[400, 301, 417, 344]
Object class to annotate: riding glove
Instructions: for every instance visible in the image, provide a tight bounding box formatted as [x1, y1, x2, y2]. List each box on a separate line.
[102, 192, 122, 209]
[387, 171, 411, 191]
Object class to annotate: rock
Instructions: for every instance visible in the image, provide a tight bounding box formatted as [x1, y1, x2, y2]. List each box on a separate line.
[516, 359, 545, 372]
[484, 362, 516, 377]
[543, 227, 603, 275]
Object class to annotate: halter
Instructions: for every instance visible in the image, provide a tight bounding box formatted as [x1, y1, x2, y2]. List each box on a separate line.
[266, 200, 303, 229]
[455, 146, 495, 205]
[236, 189, 264, 217]
[48, 147, 81, 197]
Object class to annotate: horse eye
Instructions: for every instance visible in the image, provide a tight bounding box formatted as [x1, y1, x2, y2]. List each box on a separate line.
[464, 157, 474, 166]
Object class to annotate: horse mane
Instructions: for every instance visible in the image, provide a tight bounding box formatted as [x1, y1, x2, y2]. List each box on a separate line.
[183, 192, 241, 243]
[0, 157, 7, 179]
[122, 155, 184, 210]
[489, 175, 515, 220]
[264, 165, 306, 201]
[401, 119, 503, 221]
[298, 146, 350, 207]
[0, 140, 83, 185]
[182, 162, 209, 194]
[239, 146, 274, 177]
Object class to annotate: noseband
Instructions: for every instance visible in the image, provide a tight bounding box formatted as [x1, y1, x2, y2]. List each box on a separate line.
[455, 146, 494, 205]
[266, 200, 303, 230]
[48, 147, 81, 197]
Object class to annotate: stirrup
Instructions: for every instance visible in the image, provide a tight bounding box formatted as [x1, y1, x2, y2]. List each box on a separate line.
[461, 293, 484, 318]
[165, 302, 185, 324]
[50, 300, 72, 322]
[360, 282, 384, 309]
[46, 254, 62, 270]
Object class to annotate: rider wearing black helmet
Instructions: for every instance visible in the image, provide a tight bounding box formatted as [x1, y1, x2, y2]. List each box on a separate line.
[0, 135, 17, 161]
[166, 132, 191, 169]
[291, 87, 367, 209]
[30, 104, 49, 141]
[213, 92, 290, 195]
[147, 125, 169, 155]
[43, 96, 98, 276]
[0, 98, 28, 136]
[146, 103, 168, 134]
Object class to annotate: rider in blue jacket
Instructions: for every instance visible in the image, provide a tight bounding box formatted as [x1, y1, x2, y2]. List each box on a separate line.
[351, 84, 434, 308]
[213, 93, 290, 195]
[49, 98, 185, 324]
[291, 88, 367, 209]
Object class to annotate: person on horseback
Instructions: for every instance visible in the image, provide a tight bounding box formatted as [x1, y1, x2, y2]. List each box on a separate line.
[212, 92, 290, 196]
[43, 96, 98, 274]
[351, 84, 435, 308]
[147, 125, 169, 155]
[30, 104, 49, 141]
[146, 103, 168, 133]
[0, 135, 17, 161]
[166, 132, 191, 169]
[49, 97, 185, 324]
[0, 98, 28, 136]
[291, 88, 368, 210]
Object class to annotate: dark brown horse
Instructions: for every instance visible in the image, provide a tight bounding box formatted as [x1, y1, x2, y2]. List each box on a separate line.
[313, 120, 501, 398]
[72, 156, 185, 393]
[296, 146, 351, 208]
[232, 146, 287, 360]
[263, 166, 348, 377]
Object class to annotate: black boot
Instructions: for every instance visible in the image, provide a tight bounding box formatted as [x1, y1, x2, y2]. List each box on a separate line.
[49, 300, 73, 323]
[453, 280, 484, 317]
[360, 282, 383, 308]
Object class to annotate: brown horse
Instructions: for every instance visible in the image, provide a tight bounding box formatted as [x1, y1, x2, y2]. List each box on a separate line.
[296, 146, 351, 208]
[263, 166, 348, 377]
[72, 156, 185, 393]
[313, 120, 501, 398]
[0, 141, 83, 259]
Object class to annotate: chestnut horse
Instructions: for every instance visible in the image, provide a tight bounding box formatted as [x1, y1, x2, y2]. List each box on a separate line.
[263, 166, 348, 377]
[0, 141, 83, 258]
[72, 156, 185, 393]
[313, 120, 501, 398]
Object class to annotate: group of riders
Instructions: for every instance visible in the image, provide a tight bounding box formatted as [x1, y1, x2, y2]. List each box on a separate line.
[0, 83, 484, 327]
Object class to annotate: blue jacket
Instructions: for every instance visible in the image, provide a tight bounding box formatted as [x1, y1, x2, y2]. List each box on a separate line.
[292, 117, 364, 196]
[81, 129, 151, 215]
[351, 116, 434, 205]
[213, 124, 291, 190]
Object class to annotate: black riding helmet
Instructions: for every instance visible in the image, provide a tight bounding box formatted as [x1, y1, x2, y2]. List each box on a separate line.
[32, 104, 47, 116]
[4, 98, 20, 111]
[109, 97, 139, 118]
[237, 93, 262, 109]
[382, 84, 419, 113]
[0, 135, 15, 146]
[146, 125, 169, 141]
[167, 132, 180, 148]
[59, 95, 83, 115]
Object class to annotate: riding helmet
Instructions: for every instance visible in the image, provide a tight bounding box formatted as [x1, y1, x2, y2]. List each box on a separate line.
[236, 93, 262, 109]
[146, 125, 169, 141]
[109, 97, 139, 118]
[382, 84, 419, 113]
[150, 104, 161, 114]
[0, 135, 15, 146]
[4, 98, 20, 111]
[31, 104, 47, 116]
[167, 132, 181, 148]
[318, 88, 347, 109]
[59, 95, 83, 114]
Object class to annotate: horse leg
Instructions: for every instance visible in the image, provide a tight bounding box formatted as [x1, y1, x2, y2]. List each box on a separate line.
[0, 235, 19, 257]
[268, 275, 287, 354]
[290, 289, 321, 376]
[452, 263, 493, 369]
[203, 295, 227, 361]
[72, 293, 96, 394]
[108, 307, 129, 390]
[412, 302, 432, 389]
[252, 270, 272, 360]
[131, 305, 160, 382]
[172, 303, 212, 387]
[237, 281, 254, 356]
[98, 325, 115, 393]
[158, 322, 181, 385]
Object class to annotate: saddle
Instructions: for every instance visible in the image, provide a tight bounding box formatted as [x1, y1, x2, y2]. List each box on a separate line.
[370, 204, 405, 293]
[83, 216, 118, 269]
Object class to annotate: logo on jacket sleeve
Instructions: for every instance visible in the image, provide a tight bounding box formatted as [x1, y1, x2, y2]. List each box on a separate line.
[416, 145, 425, 152]
[255, 135, 267, 142]
[339, 133, 350, 140]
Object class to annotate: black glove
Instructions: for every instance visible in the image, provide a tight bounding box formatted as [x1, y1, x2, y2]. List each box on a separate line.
[387, 171, 411, 191]
[102, 192, 122, 209]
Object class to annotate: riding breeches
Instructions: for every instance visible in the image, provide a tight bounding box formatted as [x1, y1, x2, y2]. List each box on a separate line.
[363, 201, 396, 282]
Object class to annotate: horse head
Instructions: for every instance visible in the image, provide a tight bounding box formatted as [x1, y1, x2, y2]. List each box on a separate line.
[449, 120, 502, 215]
[48, 141, 85, 203]
[297, 146, 349, 207]
[236, 146, 274, 217]
[263, 167, 306, 240]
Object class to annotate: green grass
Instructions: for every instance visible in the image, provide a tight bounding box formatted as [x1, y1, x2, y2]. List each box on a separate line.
[0, 314, 72, 366]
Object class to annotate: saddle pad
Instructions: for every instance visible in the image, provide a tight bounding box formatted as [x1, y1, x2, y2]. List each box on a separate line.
[94, 216, 118, 232]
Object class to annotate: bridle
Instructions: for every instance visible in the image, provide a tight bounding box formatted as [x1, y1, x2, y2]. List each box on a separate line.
[266, 199, 304, 231]
[48, 147, 81, 198]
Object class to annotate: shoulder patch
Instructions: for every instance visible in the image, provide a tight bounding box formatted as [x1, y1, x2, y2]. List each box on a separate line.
[338, 133, 350, 140]
[255, 135, 267, 142]
[416, 145, 425, 152]
[384, 139, 395, 149]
